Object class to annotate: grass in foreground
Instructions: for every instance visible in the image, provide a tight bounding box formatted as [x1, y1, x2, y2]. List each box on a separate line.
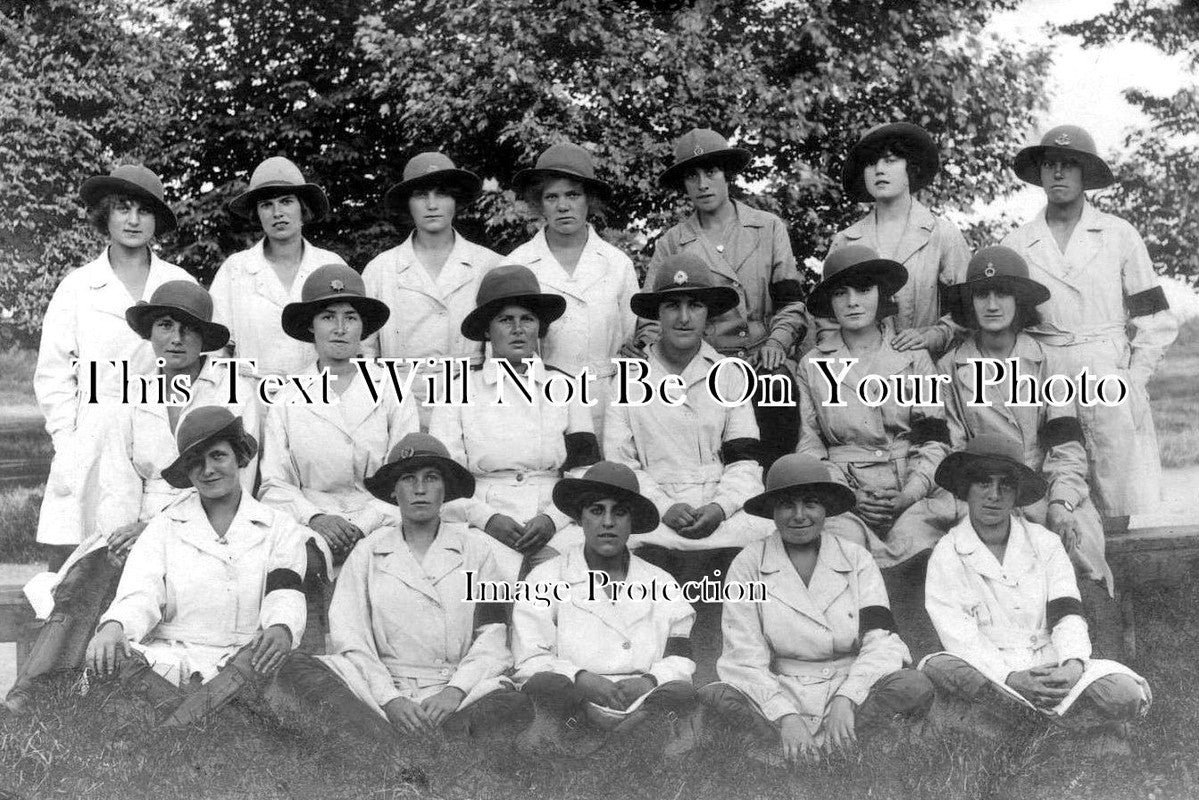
[1148, 318, 1199, 468]
[0, 486, 43, 563]
[0, 345, 37, 409]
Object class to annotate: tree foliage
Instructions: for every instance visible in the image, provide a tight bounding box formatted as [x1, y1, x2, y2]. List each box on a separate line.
[1061, 0, 1199, 283]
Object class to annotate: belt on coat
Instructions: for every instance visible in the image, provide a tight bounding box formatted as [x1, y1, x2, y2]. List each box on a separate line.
[771, 654, 856, 680]
[979, 626, 1052, 651]
[152, 623, 256, 648]
[475, 469, 559, 487]
[826, 442, 911, 465]
[1028, 323, 1126, 348]
[653, 463, 726, 486]
[384, 661, 459, 683]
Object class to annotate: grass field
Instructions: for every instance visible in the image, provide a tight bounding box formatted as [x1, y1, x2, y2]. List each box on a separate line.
[1147, 319, 1199, 468]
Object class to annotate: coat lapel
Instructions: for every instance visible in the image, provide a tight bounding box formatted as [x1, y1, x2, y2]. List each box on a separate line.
[952, 519, 1008, 585]
[759, 535, 830, 629]
[564, 547, 630, 635]
[679, 214, 740, 286]
[729, 202, 766, 274]
[372, 528, 443, 604]
[893, 200, 936, 266]
[807, 535, 852, 612]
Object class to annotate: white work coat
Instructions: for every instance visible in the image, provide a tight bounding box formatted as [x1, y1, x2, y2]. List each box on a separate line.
[98, 492, 307, 685]
[513, 544, 696, 695]
[319, 523, 512, 715]
[603, 342, 773, 551]
[1001, 203, 1178, 516]
[208, 239, 346, 378]
[923, 516, 1150, 714]
[34, 248, 195, 545]
[717, 533, 911, 734]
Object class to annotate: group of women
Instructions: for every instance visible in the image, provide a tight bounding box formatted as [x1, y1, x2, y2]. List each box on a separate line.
[12, 120, 1168, 761]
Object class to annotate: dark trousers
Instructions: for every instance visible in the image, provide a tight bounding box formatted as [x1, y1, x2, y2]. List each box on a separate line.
[880, 549, 942, 661]
[751, 364, 799, 471]
[522, 672, 696, 721]
[633, 546, 740, 593]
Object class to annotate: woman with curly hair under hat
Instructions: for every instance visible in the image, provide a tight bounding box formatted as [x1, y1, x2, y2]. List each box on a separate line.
[35, 164, 196, 571]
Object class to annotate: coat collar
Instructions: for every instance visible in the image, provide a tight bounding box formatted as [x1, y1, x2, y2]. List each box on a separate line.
[558, 544, 654, 634]
[811, 319, 915, 375]
[949, 515, 1039, 585]
[1018, 202, 1108, 287]
[389, 231, 477, 299]
[949, 331, 1045, 367]
[520, 226, 613, 301]
[371, 522, 468, 604]
[674, 200, 770, 280]
[645, 341, 723, 390]
[480, 357, 551, 387]
[241, 238, 325, 275]
[282, 361, 382, 433]
[133, 356, 223, 422]
[165, 492, 271, 559]
[757, 533, 852, 629]
[839, 199, 937, 266]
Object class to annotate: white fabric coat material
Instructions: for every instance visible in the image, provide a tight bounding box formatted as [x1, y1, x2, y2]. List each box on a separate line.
[923, 516, 1150, 715]
[208, 239, 346, 378]
[603, 342, 774, 551]
[34, 248, 196, 545]
[1000, 203, 1178, 516]
[98, 492, 307, 685]
[717, 533, 911, 734]
[319, 523, 512, 716]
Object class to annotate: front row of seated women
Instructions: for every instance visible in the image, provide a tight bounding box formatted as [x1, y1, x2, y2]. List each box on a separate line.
[71, 409, 1149, 762]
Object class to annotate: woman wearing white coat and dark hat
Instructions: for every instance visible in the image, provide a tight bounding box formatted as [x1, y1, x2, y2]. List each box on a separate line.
[35, 164, 195, 570]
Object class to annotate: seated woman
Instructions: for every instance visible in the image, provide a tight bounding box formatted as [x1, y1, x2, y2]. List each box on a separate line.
[85, 407, 306, 692]
[512, 461, 697, 758]
[6, 282, 258, 714]
[921, 435, 1151, 746]
[314, 432, 530, 736]
[700, 454, 933, 765]
[429, 264, 599, 581]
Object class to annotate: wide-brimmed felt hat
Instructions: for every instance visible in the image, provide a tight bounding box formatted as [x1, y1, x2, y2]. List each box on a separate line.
[946, 245, 1051, 328]
[281, 264, 390, 342]
[1013, 124, 1114, 190]
[743, 454, 857, 519]
[383, 152, 483, 212]
[79, 164, 177, 235]
[552, 461, 660, 535]
[460, 264, 567, 342]
[630, 252, 740, 320]
[161, 406, 258, 489]
[365, 432, 475, 504]
[842, 122, 941, 203]
[934, 433, 1047, 506]
[228, 156, 331, 223]
[125, 280, 230, 353]
[658, 128, 753, 189]
[512, 142, 613, 202]
[807, 244, 908, 319]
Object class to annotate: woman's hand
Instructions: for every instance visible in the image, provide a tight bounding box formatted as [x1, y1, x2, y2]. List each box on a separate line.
[484, 514, 525, 549]
[890, 327, 937, 352]
[677, 503, 725, 540]
[249, 624, 292, 675]
[384, 696, 435, 734]
[822, 695, 857, 755]
[107, 521, 150, 561]
[576, 670, 624, 709]
[86, 620, 129, 677]
[662, 503, 697, 531]
[420, 687, 466, 727]
[778, 714, 820, 764]
[514, 514, 556, 552]
[856, 488, 899, 527]
[1046, 504, 1080, 552]
[309, 514, 364, 555]
[756, 340, 788, 371]
[614, 676, 656, 709]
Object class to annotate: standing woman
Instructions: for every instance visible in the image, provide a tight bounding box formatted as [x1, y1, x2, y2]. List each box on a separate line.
[507, 142, 641, 437]
[429, 265, 599, 580]
[209, 156, 345, 383]
[361, 152, 502, 429]
[35, 164, 195, 569]
[827, 122, 970, 357]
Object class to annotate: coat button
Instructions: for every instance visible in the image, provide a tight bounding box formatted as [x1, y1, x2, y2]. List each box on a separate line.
[516, 473, 525, 483]
[738, 330, 747, 338]
[622, 641, 631, 650]
[737, 350, 746, 358]
[822, 668, 831, 676]
[873, 449, 883, 457]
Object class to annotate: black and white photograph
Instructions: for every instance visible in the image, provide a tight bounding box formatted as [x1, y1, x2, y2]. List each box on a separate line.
[1, 0, 1197, 797]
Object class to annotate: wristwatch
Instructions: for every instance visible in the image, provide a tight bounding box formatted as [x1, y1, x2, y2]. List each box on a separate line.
[1048, 498, 1075, 512]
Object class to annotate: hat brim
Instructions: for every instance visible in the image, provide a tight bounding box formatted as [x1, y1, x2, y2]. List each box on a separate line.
[742, 481, 857, 519]
[945, 277, 1051, 329]
[630, 286, 741, 320]
[383, 169, 483, 212]
[807, 259, 909, 319]
[161, 418, 258, 489]
[460, 293, 567, 342]
[228, 183, 331, 223]
[281, 295, 391, 342]
[658, 148, 753, 189]
[78, 176, 178, 235]
[934, 451, 1047, 506]
[125, 303, 231, 352]
[842, 123, 940, 203]
[512, 168, 613, 202]
[552, 478, 660, 535]
[1013, 146, 1115, 191]
[364, 455, 476, 505]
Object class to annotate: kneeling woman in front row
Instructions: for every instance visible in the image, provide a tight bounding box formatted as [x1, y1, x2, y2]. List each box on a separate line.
[922, 435, 1151, 742]
[701, 454, 933, 764]
[513, 462, 698, 756]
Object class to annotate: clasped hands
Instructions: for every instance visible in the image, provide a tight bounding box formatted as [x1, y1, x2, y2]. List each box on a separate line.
[485, 513, 556, 552]
[383, 686, 467, 734]
[662, 502, 725, 540]
[1005, 660, 1084, 710]
[777, 695, 857, 764]
[576, 670, 655, 711]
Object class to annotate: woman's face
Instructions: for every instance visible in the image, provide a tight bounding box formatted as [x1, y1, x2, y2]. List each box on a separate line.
[107, 197, 157, 249]
[658, 295, 708, 353]
[393, 466, 446, 524]
[256, 193, 304, 243]
[683, 165, 731, 215]
[972, 289, 1018, 333]
[1039, 151, 1084, 205]
[830, 284, 880, 331]
[864, 151, 910, 201]
[310, 301, 363, 362]
[487, 303, 540, 363]
[188, 439, 243, 502]
[408, 187, 456, 235]
[773, 492, 826, 547]
[539, 177, 589, 237]
[581, 497, 633, 559]
[965, 471, 1018, 531]
[150, 314, 205, 371]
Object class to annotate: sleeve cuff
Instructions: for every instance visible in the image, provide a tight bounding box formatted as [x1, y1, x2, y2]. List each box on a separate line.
[759, 694, 800, 722]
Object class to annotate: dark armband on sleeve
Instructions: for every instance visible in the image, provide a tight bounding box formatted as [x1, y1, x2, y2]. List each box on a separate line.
[1047, 597, 1085, 629]
[720, 437, 762, 465]
[910, 417, 951, 446]
[1125, 286, 1169, 317]
[562, 432, 601, 472]
[664, 636, 693, 659]
[474, 602, 509, 628]
[1038, 417, 1084, 450]
[265, 569, 304, 594]
[859, 605, 897, 636]
[769, 279, 806, 307]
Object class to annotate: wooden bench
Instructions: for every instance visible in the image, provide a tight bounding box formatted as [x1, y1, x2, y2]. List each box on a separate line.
[0, 583, 36, 673]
